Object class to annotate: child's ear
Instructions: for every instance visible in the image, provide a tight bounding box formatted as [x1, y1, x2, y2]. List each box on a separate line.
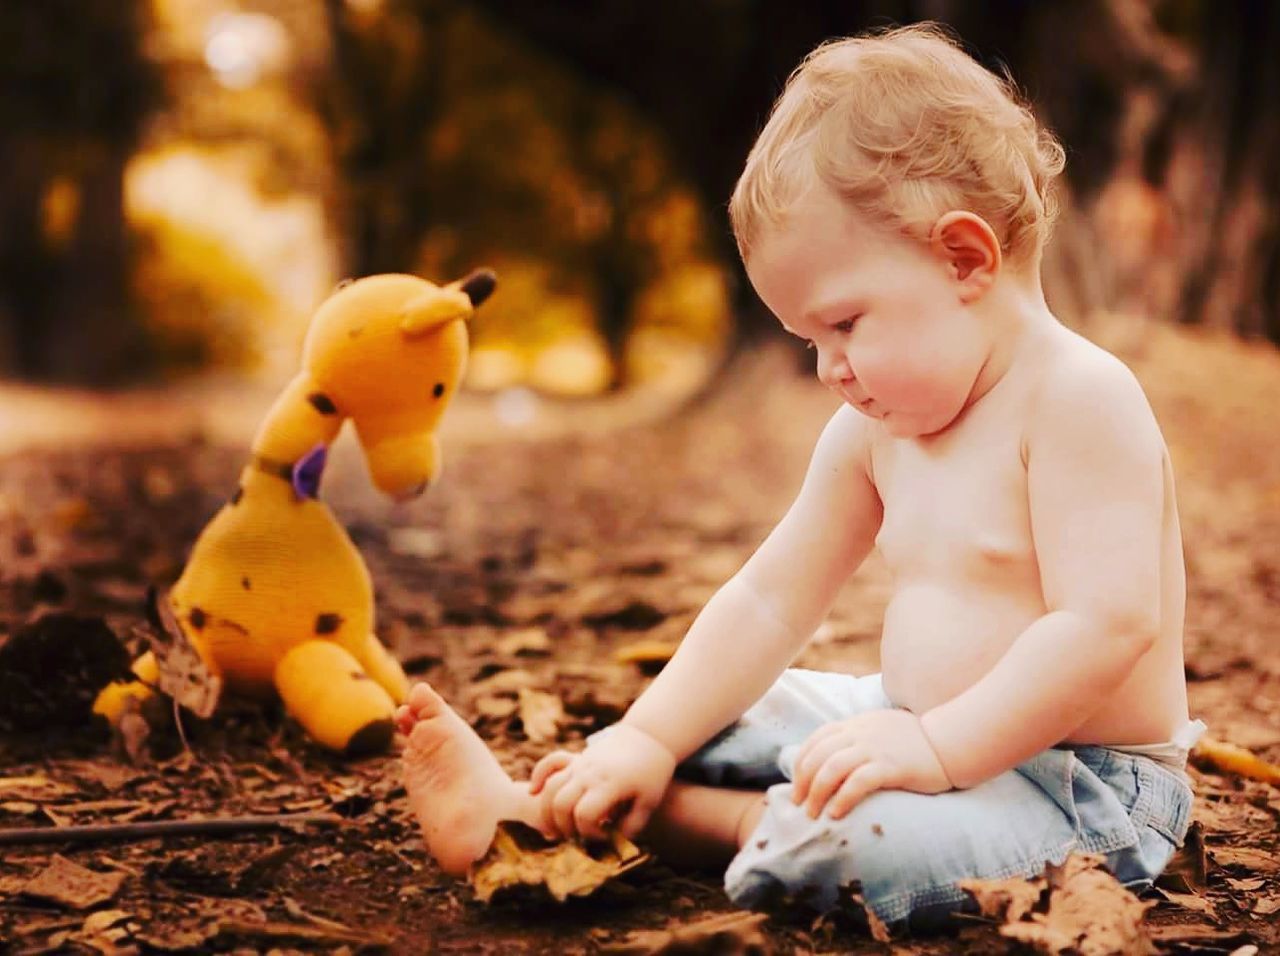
[929, 212, 1001, 302]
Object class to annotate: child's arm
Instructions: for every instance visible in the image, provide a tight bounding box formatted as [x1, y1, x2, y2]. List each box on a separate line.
[533, 405, 883, 839]
[920, 356, 1167, 787]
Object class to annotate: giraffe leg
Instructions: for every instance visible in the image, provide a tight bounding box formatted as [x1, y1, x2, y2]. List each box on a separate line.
[93, 651, 161, 724]
[275, 640, 396, 754]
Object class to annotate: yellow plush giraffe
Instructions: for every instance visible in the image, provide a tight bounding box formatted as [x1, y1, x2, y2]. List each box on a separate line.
[94, 270, 495, 754]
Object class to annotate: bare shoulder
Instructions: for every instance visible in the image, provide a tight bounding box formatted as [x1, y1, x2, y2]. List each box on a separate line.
[810, 403, 878, 481]
[1027, 330, 1165, 456]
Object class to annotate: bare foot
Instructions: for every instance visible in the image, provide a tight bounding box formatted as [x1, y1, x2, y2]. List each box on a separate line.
[398, 682, 538, 876]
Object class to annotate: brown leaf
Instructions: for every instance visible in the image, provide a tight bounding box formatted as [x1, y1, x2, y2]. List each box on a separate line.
[960, 869, 1046, 923]
[495, 627, 552, 656]
[21, 855, 127, 910]
[466, 667, 539, 700]
[962, 853, 1155, 955]
[469, 820, 648, 903]
[1156, 821, 1207, 894]
[72, 909, 136, 951]
[1225, 877, 1267, 893]
[1210, 845, 1280, 876]
[600, 910, 769, 954]
[1154, 889, 1217, 918]
[1253, 895, 1280, 916]
[0, 775, 74, 801]
[140, 588, 222, 718]
[517, 687, 565, 743]
[474, 694, 519, 719]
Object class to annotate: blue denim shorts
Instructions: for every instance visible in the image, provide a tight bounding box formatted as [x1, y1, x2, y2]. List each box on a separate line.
[679, 669, 1196, 926]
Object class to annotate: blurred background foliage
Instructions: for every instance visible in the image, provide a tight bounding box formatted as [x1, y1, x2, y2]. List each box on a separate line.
[0, 0, 1276, 394]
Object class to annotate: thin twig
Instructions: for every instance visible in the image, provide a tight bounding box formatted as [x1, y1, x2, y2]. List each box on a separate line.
[0, 811, 345, 846]
[172, 696, 191, 754]
[218, 918, 394, 948]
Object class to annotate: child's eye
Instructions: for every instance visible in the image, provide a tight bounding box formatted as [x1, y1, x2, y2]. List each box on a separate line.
[834, 316, 860, 333]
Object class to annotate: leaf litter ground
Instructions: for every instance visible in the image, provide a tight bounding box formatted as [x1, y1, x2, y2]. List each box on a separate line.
[1, 323, 1278, 954]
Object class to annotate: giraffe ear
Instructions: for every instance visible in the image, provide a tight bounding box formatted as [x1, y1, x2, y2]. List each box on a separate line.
[399, 287, 473, 338]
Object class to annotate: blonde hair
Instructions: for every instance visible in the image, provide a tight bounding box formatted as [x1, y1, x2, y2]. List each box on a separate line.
[729, 23, 1066, 268]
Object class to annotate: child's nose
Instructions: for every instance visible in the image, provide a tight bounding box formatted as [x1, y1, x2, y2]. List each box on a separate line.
[817, 348, 853, 388]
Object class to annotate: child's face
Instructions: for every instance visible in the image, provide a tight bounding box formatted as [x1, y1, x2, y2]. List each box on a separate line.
[746, 183, 994, 438]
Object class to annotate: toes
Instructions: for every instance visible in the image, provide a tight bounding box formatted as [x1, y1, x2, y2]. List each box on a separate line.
[407, 681, 444, 718]
[394, 704, 414, 735]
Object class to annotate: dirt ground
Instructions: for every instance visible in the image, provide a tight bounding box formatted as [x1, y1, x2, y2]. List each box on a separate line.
[0, 320, 1277, 954]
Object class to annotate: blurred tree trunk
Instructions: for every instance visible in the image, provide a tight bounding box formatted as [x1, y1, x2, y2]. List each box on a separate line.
[470, 0, 1280, 345]
[462, 0, 860, 342]
[317, 0, 446, 278]
[1162, 1, 1280, 342]
[0, 0, 157, 383]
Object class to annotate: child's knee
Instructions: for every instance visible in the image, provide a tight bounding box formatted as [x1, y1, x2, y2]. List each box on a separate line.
[723, 786, 948, 917]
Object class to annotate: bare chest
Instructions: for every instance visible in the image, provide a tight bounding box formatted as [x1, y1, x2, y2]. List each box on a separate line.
[871, 424, 1038, 586]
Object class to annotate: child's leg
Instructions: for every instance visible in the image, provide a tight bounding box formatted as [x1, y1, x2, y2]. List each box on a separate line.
[638, 781, 767, 869]
[396, 683, 547, 875]
[396, 681, 770, 875]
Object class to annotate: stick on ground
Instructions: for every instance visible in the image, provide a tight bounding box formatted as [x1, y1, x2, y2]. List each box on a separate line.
[0, 812, 345, 846]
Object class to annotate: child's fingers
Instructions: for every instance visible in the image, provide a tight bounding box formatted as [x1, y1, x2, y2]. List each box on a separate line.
[572, 787, 619, 842]
[793, 735, 850, 803]
[805, 749, 866, 818]
[618, 798, 655, 840]
[536, 767, 572, 833]
[529, 751, 574, 794]
[792, 724, 835, 776]
[552, 778, 589, 840]
[393, 704, 414, 735]
[826, 763, 887, 819]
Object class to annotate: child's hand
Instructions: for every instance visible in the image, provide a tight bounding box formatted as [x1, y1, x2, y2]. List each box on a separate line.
[528, 724, 676, 841]
[791, 709, 952, 819]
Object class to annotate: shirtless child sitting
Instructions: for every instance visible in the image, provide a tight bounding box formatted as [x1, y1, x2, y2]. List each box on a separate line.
[395, 23, 1204, 927]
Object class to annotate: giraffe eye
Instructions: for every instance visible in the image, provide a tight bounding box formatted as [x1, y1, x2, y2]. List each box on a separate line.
[433, 383, 445, 398]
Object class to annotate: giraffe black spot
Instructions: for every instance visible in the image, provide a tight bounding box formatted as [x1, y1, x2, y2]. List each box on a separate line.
[315, 613, 343, 635]
[308, 392, 338, 415]
[433, 382, 445, 398]
[241, 577, 251, 590]
[230, 487, 243, 505]
[190, 607, 207, 629]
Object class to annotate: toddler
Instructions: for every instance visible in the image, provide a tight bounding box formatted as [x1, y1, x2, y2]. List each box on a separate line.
[395, 23, 1204, 928]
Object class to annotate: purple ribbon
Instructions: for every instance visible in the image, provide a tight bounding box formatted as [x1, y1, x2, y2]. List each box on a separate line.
[291, 443, 329, 500]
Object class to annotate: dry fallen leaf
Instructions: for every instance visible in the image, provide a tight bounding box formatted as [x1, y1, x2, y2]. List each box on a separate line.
[72, 908, 137, 952]
[517, 687, 565, 743]
[474, 695, 519, 719]
[0, 775, 74, 801]
[1253, 895, 1280, 916]
[600, 910, 769, 955]
[961, 853, 1155, 956]
[1156, 821, 1207, 894]
[21, 855, 127, 910]
[496, 627, 552, 656]
[1155, 889, 1217, 918]
[140, 587, 222, 719]
[469, 820, 648, 903]
[1192, 737, 1280, 785]
[1210, 846, 1280, 876]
